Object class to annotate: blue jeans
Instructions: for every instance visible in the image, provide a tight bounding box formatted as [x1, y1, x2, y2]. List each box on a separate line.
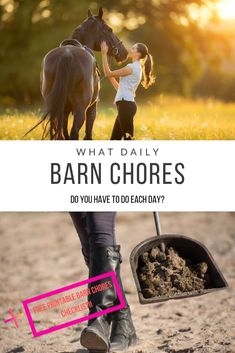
[69, 212, 117, 264]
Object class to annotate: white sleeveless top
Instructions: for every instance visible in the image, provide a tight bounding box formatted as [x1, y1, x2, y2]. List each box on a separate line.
[114, 61, 142, 103]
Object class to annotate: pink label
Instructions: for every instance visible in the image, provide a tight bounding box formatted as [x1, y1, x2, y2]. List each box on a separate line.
[22, 271, 125, 337]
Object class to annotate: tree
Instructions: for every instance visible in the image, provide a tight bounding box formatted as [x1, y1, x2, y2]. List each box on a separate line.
[0, 0, 231, 105]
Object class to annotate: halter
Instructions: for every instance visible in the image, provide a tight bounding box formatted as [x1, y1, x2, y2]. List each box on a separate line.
[90, 16, 123, 57]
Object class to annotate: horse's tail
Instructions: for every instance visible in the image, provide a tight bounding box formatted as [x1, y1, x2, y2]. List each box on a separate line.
[47, 52, 73, 139]
[23, 52, 73, 140]
[22, 111, 49, 139]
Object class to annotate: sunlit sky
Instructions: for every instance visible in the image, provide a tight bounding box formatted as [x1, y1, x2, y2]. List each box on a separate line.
[0, 0, 235, 23]
[217, 0, 235, 19]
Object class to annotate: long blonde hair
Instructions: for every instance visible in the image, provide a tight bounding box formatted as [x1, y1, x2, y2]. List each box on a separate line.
[137, 43, 155, 89]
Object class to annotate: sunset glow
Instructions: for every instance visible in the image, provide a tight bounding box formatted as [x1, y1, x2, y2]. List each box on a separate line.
[217, 0, 235, 19]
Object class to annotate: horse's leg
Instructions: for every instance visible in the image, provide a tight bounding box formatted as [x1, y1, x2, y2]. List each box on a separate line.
[84, 102, 97, 140]
[63, 110, 70, 140]
[70, 85, 93, 140]
[70, 104, 86, 140]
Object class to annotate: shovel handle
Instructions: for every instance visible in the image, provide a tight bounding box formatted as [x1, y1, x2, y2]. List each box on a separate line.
[153, 212, 161, 237]
[153, 212, 165, 252]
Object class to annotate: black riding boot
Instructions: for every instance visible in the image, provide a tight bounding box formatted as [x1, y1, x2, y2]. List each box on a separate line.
[80, 245, 122, 352]
[109, 248, 137, 351]
[81, 248, 90, 267]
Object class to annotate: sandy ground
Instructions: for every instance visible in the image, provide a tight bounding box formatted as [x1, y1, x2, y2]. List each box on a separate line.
[0, 212, 235, 353]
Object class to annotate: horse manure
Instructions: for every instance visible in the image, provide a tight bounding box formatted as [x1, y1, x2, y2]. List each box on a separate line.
[137, 245, 211, 298]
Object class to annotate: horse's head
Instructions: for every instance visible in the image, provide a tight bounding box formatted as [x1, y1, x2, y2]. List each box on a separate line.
[72, 8, 128, 63]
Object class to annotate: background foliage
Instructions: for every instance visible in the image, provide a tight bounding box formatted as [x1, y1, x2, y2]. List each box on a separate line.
[0, 0, 235, 106]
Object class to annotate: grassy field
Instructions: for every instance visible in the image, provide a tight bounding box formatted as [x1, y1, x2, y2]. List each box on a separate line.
[0, 95, 235, 140]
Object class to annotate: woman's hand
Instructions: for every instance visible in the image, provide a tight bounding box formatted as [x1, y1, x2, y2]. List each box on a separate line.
[101, 41, 109, 54]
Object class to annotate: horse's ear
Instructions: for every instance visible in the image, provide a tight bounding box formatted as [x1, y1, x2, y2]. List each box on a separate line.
[98, 7, 103, 20]
[88, 9, 93, 17]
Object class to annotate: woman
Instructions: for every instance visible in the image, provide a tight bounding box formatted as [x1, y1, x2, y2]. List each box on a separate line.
[69, 212, 137, 352]
[101, 41, 155, 140]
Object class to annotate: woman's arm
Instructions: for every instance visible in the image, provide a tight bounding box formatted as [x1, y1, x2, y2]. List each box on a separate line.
[102, 53, 132, 78]
[101, 41, 132, 79]
[108, 77, 119, 91]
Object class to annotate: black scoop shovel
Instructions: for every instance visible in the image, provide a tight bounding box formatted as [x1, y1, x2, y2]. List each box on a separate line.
[130, 212, 228, 304]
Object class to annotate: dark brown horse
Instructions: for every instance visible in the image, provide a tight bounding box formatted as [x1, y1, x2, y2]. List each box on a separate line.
[25, 8, 128, 140]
